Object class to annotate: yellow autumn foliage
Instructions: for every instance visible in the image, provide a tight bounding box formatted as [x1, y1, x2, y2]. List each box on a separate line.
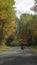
[0, 0, 16, 45]
[0, 10, 8, 19]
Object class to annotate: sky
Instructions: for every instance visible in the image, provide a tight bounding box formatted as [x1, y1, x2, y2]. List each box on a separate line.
[15, 0, 35, 18]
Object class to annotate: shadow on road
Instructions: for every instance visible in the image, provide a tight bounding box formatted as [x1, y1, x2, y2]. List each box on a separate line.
[0, 56, 37, 65]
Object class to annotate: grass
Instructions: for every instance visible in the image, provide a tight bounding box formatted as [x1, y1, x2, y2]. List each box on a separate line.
[31, 45, 37, 55]
[31, 45, 37, 49]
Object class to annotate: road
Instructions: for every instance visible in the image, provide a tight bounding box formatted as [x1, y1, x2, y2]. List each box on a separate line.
[0, 47, 37, 65]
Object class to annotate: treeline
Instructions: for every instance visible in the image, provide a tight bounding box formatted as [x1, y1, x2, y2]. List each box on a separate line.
[0, 0, 16, 46]
[16, 14, 37, 46]
[16, 0, 37, 46]
[0, 0, 37, 47]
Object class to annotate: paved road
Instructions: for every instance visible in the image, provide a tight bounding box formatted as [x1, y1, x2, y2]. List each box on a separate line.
[0, 47, 37, 65]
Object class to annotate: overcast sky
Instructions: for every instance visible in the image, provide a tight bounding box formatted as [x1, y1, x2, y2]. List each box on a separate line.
[15, 0, 34, 18]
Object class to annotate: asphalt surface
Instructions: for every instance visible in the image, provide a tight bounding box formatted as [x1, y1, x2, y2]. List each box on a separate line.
[0, 47, 37, 65]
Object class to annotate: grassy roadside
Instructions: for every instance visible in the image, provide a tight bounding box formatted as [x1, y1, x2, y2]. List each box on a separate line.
[0, 46, 10, 51]
[31, 46, 37, 56]
[31, 46, 37, 49]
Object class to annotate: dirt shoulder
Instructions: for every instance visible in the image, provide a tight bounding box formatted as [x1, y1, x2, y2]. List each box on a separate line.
[31, 46, 37, 56]
[0, 46, 10, 51]
[32, 48, 37, 56]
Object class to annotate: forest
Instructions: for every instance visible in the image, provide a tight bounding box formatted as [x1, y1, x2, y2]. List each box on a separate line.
[0, 0, 37, 47]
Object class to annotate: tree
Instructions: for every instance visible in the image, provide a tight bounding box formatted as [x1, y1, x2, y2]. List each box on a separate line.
[31, 0, 37, 15]
[31, 0, 37, 21]
[16, 14, 33, 43]
[27, 29, 32, 46]
[0, 0, 16, 46]
[31, 0, 37, 45]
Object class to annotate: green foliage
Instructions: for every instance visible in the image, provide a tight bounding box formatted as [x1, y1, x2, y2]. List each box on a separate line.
[0, 0, 16, 46]
[31, 45, 37, 49]
[16, 14, 33, 41]
[31, 0, 37, 16]
[16, 13, 37, 46]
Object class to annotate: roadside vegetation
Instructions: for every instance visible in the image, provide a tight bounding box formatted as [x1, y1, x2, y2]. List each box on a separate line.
[0, 0, 37, 50]
[31, 46, 37, 49]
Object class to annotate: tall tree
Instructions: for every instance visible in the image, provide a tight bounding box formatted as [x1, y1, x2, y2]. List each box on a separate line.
[31, 0, 37, 14]
[16, 14, 33, 42]
[31, 0, 37, 45]
[0, 0, 16, 45]
[31, 0, 37, 21]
